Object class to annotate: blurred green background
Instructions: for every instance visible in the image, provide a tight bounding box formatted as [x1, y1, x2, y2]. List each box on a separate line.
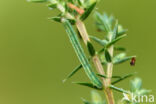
[0, 0, 155, 104]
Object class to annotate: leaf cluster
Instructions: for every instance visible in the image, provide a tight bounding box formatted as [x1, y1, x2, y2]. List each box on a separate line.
[29, 0, 98, 23]
[28, 0, 151, 104]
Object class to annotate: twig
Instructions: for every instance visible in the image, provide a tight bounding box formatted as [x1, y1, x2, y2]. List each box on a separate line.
[76, 18, 114, 104]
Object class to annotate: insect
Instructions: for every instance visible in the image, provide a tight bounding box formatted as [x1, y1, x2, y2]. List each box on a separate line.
[67, 3, 85, 15]
[130, 57, 136, 66]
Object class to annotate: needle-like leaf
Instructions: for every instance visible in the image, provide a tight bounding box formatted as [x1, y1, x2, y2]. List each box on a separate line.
[110, 85, 129, 94]
[112, 73, 136, 85]
[81, 98, 91, 104]
[73, 82, 103, 90]
[104, 50, 112, 62]
[114, 47, 126, 51]
[49, 17, 76, 25]
[87, 41, 96, 56]
[112, 20, 118, 40]
[114, 56, 136, 64]
[63, 64, 82, 82]
[81, 2, 97, 21]
[107, 34, 127, 47]
[94, 12, 111, 33]
[90, 35, 108, 46]
[97, 74, 122, 79]
[48, 3, 57, 9]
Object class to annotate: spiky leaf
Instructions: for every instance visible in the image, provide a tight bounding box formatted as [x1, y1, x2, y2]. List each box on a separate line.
[63, 64, 82, 82]
[73, 82, 103, 90]
[105, 50, 112, 62]
[117, 24, 128, 37]
[90, 36, 108, 46]
[130, 78, 142, 92]
[114, 47, 126, 51]
[82, 98, 91, 104]
[113, 56, 136, 64]
[94, 12, 111, 32]
[107, 34, 127, 47]
[112, 73, 136, 85]
[48, 3, 57, 9]
[49, 17, 76, 24]
[97, 74, 123, 79]
[112, 20, 118, 40]
[87, 41, 96, 56]
[81, 2, 96, 21]
[110, 85, 129, 94]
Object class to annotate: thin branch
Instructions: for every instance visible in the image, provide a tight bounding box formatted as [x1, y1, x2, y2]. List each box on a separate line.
[76, 18, 115, 104]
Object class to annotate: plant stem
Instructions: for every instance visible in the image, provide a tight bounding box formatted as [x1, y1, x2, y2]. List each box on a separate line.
[105, 32, 115, 104]
[106, 45, 114, 85]
[92, 55, 107, 86]
[76, 18, 115, 104]
[106, 32, 114, 85]
[75, 19, 90, 44]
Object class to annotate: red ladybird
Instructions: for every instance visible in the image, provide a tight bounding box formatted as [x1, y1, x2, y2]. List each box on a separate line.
[130, 57, 136, 66]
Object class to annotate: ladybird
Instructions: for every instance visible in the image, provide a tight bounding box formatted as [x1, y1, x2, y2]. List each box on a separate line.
[130, 57, 136, 66]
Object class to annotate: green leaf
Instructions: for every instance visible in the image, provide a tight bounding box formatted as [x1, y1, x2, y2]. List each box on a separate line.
[117, 29, 128, 36]
[77, 0, 83, 6]
[107, 34, 127, 47]
[63, 64, 82, 82]
[112, 73, 136, 85]
[90, 36, 108, 46]
[81, 98, 91, 104]
[113, 55, 136, 64]
[110, 85, 129, 94]
[113, 53, 126, 63]
[28, 0, 48, 3]
[130, 78, 151, 96]
[138, 89, 151, 95]
[130, 78, 142, 92]
[117, 24, 128, 37]
[97, 48, 105, 54]
[112, 20, 118, 40]
[49, 16, 62, 22]
[87, 41, 96, 56]
[97, 74, 123, 79]
[62, 19, 102, 88]
[73, 82, 103, 90]
[49, 17, 76, 24]
[94, 12, 111, 33]
[97, 74, 107, 78]
[91, 90, 103, 104]
[104, 50, 112, 62]
[114, 47, 126, 51]
[48, 3, 57, 9]
[81, 2, 96, 21]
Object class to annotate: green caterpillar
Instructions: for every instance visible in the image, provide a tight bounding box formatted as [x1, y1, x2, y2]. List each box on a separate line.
[62, 19, 102, 88]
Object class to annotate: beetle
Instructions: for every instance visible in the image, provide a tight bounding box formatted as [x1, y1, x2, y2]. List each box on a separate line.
[130, 57, 136, 66]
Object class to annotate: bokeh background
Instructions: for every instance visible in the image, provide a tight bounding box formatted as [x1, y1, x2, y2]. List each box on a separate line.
[0, 0, 156, 104]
